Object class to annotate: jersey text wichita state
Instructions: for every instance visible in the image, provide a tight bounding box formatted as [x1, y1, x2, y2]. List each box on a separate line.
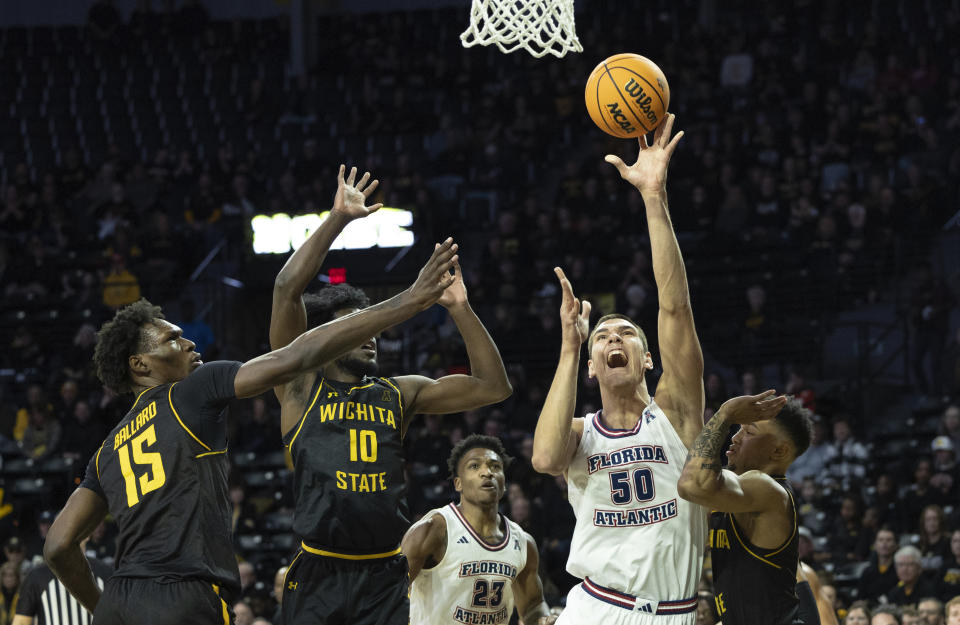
[284, 376, 408, 554]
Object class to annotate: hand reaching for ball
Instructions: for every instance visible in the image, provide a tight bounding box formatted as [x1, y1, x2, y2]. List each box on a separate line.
[605, 112, 684, 195]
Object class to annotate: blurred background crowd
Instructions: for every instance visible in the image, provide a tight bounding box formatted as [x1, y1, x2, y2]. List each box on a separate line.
[1, 0, 960, 623]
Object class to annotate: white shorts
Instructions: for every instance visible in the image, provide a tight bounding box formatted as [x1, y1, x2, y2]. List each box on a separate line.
[556, 581, 697, 625]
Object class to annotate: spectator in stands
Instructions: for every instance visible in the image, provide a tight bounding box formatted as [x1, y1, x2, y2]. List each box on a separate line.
[918, 505, 952, 572]
[889, 546, 940, 607]
[234, 599, 255, 625]
[15, 403, 61, 460]
[829, 494, 872, 564]
[930, 438, 958, 501]
[271, 566, 286, 624]
[868, 473, 902, 532]
[902, 458, 942, 532]
[939, 406, 960, 452]
[789, 417, 831, 484]
[873, 605, 902, 625]
[232, 396, 274, 454]
[860, 528, 900, 603]
[0, 562, 21, 625]
[940, 530, 960, 600]
[60, 400, 107, 463]
[918, 598, 945, 625]
[946, 597, 960, 625]
[825, 417, 870, 485]
[904, 607, 924, 625]
[101, 254, 141, 309]
[1, 539, 28, 579]
[846, 601, 871, 625]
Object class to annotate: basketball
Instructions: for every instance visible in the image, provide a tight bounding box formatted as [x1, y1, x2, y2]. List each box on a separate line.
[584, 53, 671, 138]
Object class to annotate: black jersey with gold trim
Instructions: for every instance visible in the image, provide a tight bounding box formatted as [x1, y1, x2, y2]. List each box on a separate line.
[282, 375, 408, 554]
[708, 477, 800, 625]
[79, 361, 241, 595]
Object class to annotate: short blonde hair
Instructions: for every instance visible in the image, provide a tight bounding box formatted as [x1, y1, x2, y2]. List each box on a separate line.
[945, 596, 960, 617]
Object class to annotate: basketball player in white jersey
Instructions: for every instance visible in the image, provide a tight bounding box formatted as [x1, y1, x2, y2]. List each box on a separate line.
[532, 114, 706, 624]
[404, 434, 555, 625]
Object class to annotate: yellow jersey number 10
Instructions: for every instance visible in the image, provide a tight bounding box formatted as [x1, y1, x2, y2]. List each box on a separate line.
[116, 424, 167, 507]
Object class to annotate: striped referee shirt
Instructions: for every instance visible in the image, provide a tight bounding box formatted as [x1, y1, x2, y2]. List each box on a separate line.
[15, 559, 111, 625]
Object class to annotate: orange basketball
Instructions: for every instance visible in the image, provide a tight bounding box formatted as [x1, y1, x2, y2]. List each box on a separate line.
[585, 53, 670, 138]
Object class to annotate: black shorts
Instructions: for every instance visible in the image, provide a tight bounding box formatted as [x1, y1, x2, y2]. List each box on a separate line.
[281, 546, 408, 625]
[94, 577, 235, 625]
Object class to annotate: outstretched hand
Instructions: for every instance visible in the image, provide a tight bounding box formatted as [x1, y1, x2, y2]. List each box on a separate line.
[408, 238, 459, 311]
[717, 390, 788, 424]
[604, 113, 684, 194]
[332, 164, 383, 220]
[555, 267, 591, 347]
[438, 259, 468, 309]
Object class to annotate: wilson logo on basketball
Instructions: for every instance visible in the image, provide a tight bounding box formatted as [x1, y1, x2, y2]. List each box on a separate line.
[623, 79, 659, 124]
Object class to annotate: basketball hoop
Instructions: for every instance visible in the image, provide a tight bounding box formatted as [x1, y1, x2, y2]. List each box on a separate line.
[460, 0, 583, 59]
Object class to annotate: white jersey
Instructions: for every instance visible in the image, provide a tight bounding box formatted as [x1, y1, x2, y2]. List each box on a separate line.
[410, 503, 529, 625]
[565, 399, 707, 601]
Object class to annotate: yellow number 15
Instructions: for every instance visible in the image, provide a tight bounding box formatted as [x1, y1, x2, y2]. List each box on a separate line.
[117, 424, 167, 507]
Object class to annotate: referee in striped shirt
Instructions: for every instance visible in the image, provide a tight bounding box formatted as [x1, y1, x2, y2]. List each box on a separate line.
[13, 540, 111, 625]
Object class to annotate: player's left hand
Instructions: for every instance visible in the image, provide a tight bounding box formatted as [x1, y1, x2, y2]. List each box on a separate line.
[437, 259, 468, 308]
[605, 112, 683, 195]
[331, 164, 383, 220]
[717, 390, 788, 424]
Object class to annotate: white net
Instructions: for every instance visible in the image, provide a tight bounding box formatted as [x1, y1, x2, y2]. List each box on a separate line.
[460, 0, 583, 59]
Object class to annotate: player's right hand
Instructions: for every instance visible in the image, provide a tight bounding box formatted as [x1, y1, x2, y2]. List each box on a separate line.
[717, 390, 787, 424]
[408, 238, 458, 310]
[555, 267, 591, 347]
[331, 164, 383, 220]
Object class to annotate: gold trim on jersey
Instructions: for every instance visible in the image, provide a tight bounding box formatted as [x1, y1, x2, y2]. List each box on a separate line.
[381, 378, 404, 429]
[728, 516, 781, 569]
[345, 381, 376, 394]
[196, 449, 227, 458]
[95, 443, 105, 481]
[129, 386, 158, 412]
[300, 541, 401, 560]
[167, 383, 212, 451]
[763, 481, 798, 558]
[287, 377, 325, 450]
[283, 549, 303, 591]
[211, 584, 229, 625]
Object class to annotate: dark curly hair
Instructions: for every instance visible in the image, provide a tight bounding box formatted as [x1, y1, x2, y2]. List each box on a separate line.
[93, 298, 164, 394]
[775, 396, 814, 459]
[447, 434, 513, 479]
[303, 284, 370, 329]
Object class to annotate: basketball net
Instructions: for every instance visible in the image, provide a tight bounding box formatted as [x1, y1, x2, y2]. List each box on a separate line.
[460, 0, 583, 59]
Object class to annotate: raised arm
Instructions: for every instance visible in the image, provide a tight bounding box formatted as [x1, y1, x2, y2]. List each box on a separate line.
[606, 114, 704, 444]
[514, 534, 556, 625]
[236, 240, 457, 399]
[531, 268, 590, 476]
[269, 165, 382, 351]
[677, 391, 788, 511]
[400, 512, 447, 581]
[44, 488, 108, 614]
[393, 258, 512, 420]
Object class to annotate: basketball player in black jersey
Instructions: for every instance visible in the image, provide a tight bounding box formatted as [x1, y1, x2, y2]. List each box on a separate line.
[41, 238, 460, 625]
[678, 392, 813, 625]
[268, 166, 512, 625]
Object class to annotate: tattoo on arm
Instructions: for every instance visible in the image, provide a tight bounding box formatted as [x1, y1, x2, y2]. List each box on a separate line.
[686, 414, 730, 473]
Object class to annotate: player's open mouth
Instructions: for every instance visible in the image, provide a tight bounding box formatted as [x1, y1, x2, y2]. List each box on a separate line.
[726, 447, 736, 457]
[606, 349, 628, 368]
[480, 482, 496, 489]
[192, 355, 203, 366]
